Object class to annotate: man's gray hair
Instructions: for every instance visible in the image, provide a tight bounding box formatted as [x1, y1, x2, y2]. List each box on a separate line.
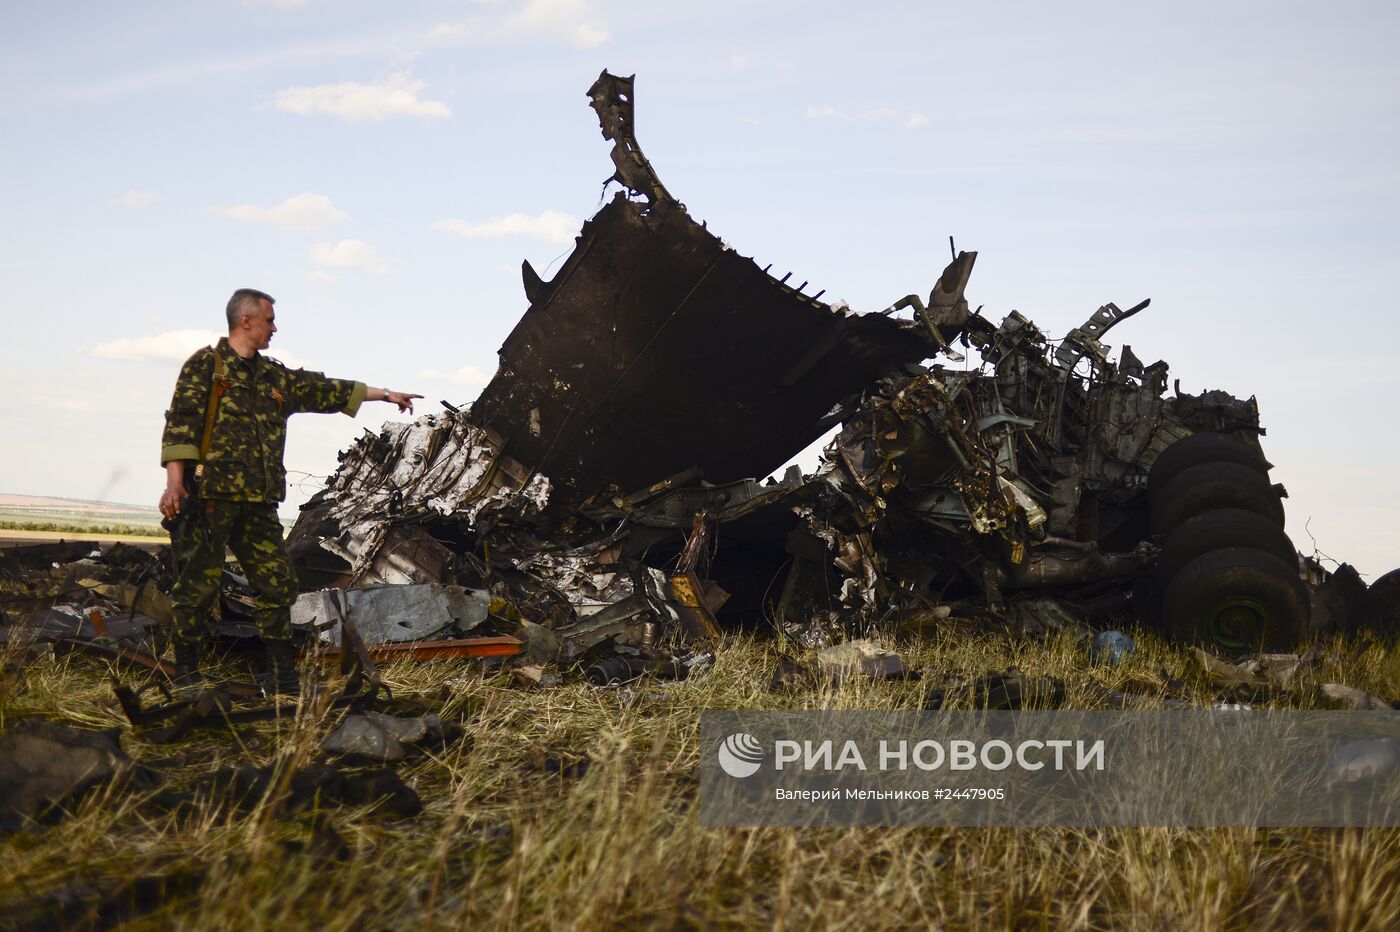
[226, 288, 275, 328]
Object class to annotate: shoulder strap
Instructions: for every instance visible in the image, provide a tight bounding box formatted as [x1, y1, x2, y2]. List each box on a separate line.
[194, 349, 228, 477]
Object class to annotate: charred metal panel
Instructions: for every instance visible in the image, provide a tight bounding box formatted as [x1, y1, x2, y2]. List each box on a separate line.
[586, 70, 670, 205]
[470, 194, 937, 504]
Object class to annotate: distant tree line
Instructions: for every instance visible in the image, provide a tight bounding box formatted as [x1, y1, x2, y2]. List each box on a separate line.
[0, 519, 164, 538]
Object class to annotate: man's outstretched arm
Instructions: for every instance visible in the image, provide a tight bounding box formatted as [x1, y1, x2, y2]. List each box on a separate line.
[364, 387, 423, 414]
[281, 366, 420, 417]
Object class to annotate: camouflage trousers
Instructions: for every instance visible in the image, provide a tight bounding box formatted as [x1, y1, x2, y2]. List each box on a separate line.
[169, 499, 296, 645]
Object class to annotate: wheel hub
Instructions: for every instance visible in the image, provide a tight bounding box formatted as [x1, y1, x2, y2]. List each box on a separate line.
[1208, 597, 1269, 649]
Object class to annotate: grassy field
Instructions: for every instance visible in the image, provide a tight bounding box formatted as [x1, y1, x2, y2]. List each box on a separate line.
[2, 628, 1399, 929]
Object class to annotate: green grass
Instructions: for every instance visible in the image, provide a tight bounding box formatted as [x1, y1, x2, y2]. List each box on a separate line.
[2, 628, 1399, 929]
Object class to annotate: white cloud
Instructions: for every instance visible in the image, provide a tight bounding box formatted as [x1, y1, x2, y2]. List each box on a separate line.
[309, 270, 338, 284]
[88, 329, 221, 363]
[109, 190, 159, 209]
[429, 1, 514, 37]
[271, 74, 451, 122]
[311, 239, 388, 275]
[433, 210, 579, 246]
[729, 51, 747, 71]
[419, 364, 491, 389]
[507, 0, 609, 48]
[806, 104, 928, 130]
[264, 347, 310, 369]
[218, 192, 348, 233]
[87, 328, 309, 368]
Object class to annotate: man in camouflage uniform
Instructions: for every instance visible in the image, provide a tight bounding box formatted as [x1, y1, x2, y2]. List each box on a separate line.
[159, 288, 420, 692]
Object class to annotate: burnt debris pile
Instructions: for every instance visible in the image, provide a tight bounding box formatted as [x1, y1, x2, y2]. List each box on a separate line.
[281, 69, 1393, 668]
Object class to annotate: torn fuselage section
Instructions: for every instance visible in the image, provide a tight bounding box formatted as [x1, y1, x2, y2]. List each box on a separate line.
[471, 193, 939, 508]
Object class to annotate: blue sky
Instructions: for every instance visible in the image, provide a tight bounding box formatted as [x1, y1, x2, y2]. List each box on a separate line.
[2, 0, 1397, 577]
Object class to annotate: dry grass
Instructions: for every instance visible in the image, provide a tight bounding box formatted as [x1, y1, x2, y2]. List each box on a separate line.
[2, 627, 1399, 930]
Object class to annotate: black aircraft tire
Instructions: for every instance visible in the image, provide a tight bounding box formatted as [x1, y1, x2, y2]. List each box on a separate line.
[1147, 432, 1269, 499]
[1369, 568, 1400, 635]
[1162, 547, 1309, 652]
[1156, 508, 1298, 587]
[1150, 462, 1285, 533]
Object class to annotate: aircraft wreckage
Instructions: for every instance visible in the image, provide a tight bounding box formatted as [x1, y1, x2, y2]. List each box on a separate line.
[10, 71, 1400, 859]
[268, 69, 1399, 669]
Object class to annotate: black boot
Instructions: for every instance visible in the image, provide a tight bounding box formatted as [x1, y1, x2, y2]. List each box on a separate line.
[263, 638, 301, 696]
[171, 641, 204, 687]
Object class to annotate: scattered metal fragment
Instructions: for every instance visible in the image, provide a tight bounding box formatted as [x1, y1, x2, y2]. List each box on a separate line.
[1192, 647, 1275, 695]
[769, 659, 818, 692]
[1236, 651, 1315, 689]
[1327, 738, 1400, 786]
[584, 653, 685, 685]
[0, 719, 142, 833]
[1006, 599, 1092, 637]
[1321, 683, 1398, 711]
[321, 635, 521, 663]
[667, 571, 722, 644]
[511, 664, 563, 687]
[114, 686, 300, 744]
[816, 639, 911, 680]
[1, 604, 155, 649]
[682, 650, 715, 678]
[92, 578, 173, 625]
[510, 620, 561, 664]
[291, 583, 491, 646]
[321, 712, 445, 763]
[0, 540, 97, 573]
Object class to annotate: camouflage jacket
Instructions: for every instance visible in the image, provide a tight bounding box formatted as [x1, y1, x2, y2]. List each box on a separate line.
[161, 338, 366, 503]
